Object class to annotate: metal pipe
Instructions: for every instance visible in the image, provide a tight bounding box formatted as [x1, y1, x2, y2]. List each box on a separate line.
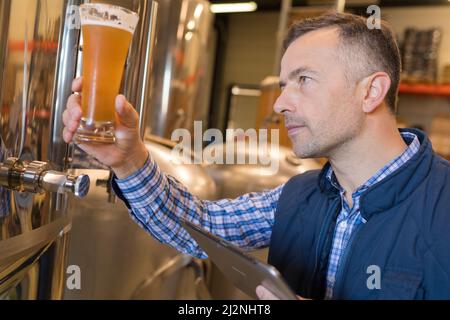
[335, 0, 346, 13]
[122, 0, 158, 140]
[137, 1, 158, 140]
[273, 0, 292, 76]
[0, 0, 11, 114]
[49, 0, 83, 171]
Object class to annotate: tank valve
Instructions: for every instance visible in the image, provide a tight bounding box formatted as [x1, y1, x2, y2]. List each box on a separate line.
[0, 157, 90, 198]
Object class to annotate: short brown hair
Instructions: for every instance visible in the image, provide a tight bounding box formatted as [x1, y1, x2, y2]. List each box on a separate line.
[284, 12, 401, 114]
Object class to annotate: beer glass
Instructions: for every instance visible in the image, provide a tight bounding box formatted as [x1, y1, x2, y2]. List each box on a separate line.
[74, 3, 139, 144]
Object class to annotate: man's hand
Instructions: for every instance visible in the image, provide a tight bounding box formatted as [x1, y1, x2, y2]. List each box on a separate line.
[256, 285, 307, 300]
[63, 77, 149, 179]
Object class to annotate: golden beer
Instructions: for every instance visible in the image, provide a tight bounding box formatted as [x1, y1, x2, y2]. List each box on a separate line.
[75, 4, 139, 144]
[81, 25, 133, 122]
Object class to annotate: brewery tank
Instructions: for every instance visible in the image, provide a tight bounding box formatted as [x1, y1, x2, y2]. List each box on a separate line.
[146, 0, 215, 139]
[0, 0, 90, 299]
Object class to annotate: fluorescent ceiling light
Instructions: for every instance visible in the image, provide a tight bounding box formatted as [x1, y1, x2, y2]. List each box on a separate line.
[211, 2, 258, 13]
[307, 0, 379, 5]
[194, 4, 204, 18]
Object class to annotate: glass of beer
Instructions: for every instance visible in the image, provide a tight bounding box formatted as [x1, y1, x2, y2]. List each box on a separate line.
[74, 3, 139, 144]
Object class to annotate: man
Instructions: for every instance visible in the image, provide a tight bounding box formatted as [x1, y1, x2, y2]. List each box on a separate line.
[63, 12, 450, 300]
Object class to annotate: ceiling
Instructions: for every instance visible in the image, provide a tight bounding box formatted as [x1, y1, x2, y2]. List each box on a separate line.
[209, 0, 450, 11]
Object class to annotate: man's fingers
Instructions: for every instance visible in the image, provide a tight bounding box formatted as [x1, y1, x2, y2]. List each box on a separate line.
[66, 94, 82, 112]
[67, 118, 80, 132]
[63, 95, 82, 134]
[69, 105, 82, 120]
[72, 77, 83, 93]
[63, 77, 82, 144]
[115, 95, 139, 129]
[256, 285, 308, 301]
[256, 286, 280, 300]
[63, 127, 73, 143]
[62, 109, 70, 127]
[63, 107, 80, 124]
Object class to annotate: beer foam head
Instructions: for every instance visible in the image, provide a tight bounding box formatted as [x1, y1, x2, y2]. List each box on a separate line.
[79, 3, 139, 34]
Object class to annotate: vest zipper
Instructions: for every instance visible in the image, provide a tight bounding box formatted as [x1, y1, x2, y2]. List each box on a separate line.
[331, 223, 364, 299]
[311, 198, 341, 298]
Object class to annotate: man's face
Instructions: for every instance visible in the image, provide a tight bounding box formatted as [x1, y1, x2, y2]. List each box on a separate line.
[275, 28, 364, 159]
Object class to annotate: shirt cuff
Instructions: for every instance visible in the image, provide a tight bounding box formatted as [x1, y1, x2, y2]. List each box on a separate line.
[111, 177, 131, 209]
[113, 152, 168, 209]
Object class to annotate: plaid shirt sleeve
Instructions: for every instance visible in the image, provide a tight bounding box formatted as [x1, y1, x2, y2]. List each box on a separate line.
[115, 152, 283, 259]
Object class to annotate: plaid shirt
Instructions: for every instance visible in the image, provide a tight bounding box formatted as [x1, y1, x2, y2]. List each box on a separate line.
[117, 132, 420, 299]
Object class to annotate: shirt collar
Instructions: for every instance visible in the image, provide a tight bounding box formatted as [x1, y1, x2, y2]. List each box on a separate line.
[325, 132, 420, 195]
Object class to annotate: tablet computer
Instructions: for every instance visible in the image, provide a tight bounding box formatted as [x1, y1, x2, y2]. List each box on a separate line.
[180, 219, 298, 300]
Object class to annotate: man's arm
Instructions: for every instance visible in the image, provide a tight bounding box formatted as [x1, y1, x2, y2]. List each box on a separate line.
[63, 77, 283, 259]
[113, 152, 283, 259]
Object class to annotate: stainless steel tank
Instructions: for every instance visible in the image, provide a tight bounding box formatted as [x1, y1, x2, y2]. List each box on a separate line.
[204, 144, 321, 199]
[147, 0, 215, 139]
[0, 0, 90, 299]
[64, 140, 217, 299]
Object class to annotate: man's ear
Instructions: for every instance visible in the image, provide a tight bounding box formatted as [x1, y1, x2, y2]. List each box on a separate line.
[361, 72, 391, 114]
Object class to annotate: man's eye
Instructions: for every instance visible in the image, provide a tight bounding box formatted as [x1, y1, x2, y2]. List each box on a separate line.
[298, 76, 309, 85]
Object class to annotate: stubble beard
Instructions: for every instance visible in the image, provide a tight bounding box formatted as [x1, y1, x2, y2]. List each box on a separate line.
[291, 118, 363, 159]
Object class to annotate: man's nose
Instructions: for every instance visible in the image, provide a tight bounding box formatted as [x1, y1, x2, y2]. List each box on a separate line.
[273, 90, 296, 115]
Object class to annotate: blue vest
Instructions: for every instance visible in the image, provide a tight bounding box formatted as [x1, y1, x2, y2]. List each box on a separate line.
[268, 129, 450, 299]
